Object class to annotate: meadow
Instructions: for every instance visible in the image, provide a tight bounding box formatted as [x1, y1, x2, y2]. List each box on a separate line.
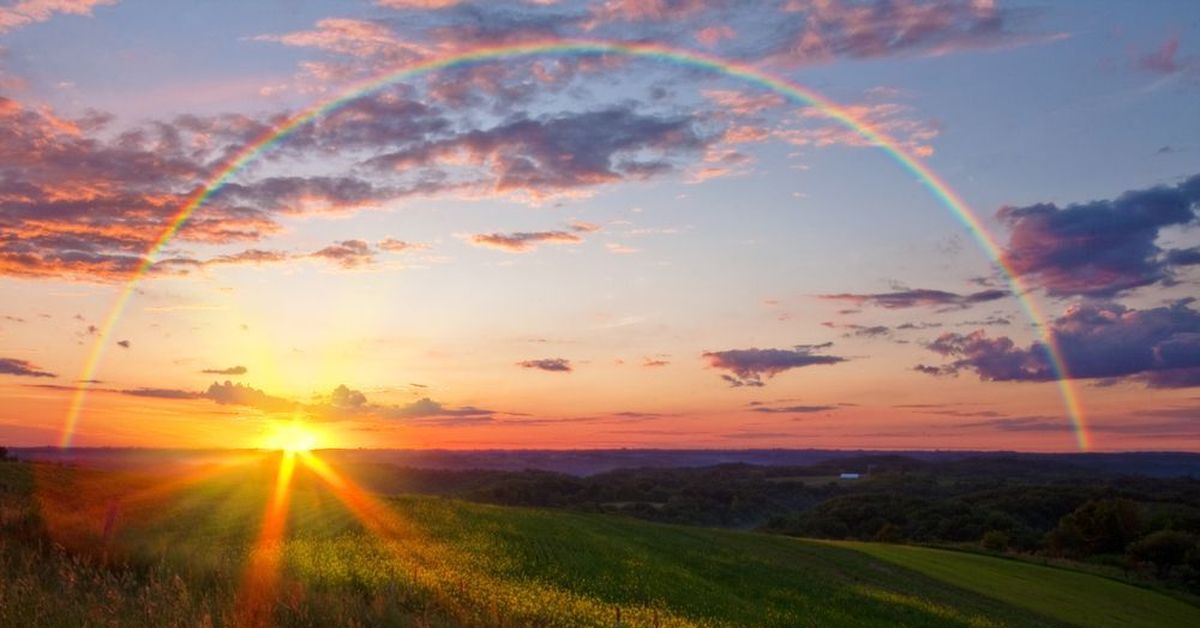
[2, 455, 1198, 627]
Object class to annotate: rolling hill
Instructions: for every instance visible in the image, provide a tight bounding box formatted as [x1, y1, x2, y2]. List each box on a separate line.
[2, 457, 1197, 627]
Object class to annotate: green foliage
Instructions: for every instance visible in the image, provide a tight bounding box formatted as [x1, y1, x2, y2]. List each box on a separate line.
[1048, 498, 1143, 558]
[1127, 531, 1199, 578]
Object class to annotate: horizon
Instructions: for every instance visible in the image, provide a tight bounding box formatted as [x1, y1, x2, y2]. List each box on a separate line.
[1, 1, 1199, 453]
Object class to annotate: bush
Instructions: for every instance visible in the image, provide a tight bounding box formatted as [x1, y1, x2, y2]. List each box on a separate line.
[981, 530, 1010, 552]
[1127, 530, 1198, 578]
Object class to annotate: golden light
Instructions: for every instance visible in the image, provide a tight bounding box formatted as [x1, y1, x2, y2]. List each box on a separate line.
[263, 421, 319, 452]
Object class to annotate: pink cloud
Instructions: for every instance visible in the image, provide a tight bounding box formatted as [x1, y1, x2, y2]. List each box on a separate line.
[0, 0, 115, 34]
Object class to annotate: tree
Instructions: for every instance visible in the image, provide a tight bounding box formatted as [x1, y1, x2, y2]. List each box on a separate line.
[1127, 530, 1198, 578]
[1049, 498, 1142, 557]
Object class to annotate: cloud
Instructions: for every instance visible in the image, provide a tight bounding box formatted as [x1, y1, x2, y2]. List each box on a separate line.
[822, 322, 891, 338]
[379, 238, 427, 253]
[763, 0, 1059, 65]
[468, 230, 582, 253]
[214, 176, 405, 216]
[916, 299, 1200, 388]
[0, 357, 55, 378]
[121, 387, 201, 400]
[308, 239, 376, 268]
[1137, 34, 1197, 76]
[778, 101, 941, 157]
[314, 385, 494, 422]
[200, 365, 247, 375]
[0, 0, 115, 34]
[702, 343, 845, 386]
[116, 340, 130, 348]
[997, 174, 1200, 297]
[516, 358, 574, 373]
[250, 18, 429, 63]
[330, 383, 368, 409]
[642, 357, 670, 367]
[569, 220, 601, 233]
[0, 98, 284, 281]
[364, 106, 710, 198]
[202, 380, 295, 412]
[819, 288, 1007, 310]
[750, 404, 838, 414]
[380, 396, 494, 420]
[964, 413, 1200, 438]
[204, 249, 291, 266]
[377, 0, 462, 8]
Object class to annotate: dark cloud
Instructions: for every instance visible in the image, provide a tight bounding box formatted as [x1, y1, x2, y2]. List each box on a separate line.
[751, 404, 838, 414]
[203, 380, 295, 412]
[121, 387, 201, 400]
[642, 357, 670, 367]
[1167, 247, 1200, 267]
[958, 315, 1011, 327]
[997, 174, 1200, 297]
[896, 321, 943, 330]
[702, 343, 845, 387]
[819, 288, 1007, 310]
[517, 358, 574, 373]
[365, 107, 710, 197]
[116, 340, 130, 349]
[0, 357, 55, 378]
[823, 322, 891, 338]
[215, 176, 403, 216]
[917, 300, 1200, 388]
[200, 365, 247, 375]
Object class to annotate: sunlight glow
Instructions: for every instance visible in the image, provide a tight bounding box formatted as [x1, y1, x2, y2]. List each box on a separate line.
[236, 451, 297, 627]
[263, 422, 319, 453]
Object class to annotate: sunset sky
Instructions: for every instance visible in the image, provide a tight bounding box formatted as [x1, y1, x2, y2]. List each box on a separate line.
[1, 0, 1198, 451]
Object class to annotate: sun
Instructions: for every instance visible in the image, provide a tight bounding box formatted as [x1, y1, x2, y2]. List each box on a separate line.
[264, 422, 319, 453]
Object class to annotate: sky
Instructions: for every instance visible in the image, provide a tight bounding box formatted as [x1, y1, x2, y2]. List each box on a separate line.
[0, 0, 1198, 452]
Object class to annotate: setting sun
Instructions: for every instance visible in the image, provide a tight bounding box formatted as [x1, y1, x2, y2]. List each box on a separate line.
[263, 422, 319, 453]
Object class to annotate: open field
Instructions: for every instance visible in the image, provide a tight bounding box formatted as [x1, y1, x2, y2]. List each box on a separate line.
[3, 458, 1198, 627]
[839, 542, 1200, 628]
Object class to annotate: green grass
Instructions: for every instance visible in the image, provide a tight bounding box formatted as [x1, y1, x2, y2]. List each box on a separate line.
[2, 459, 1197, 627]
[838, 542, 1200, 628]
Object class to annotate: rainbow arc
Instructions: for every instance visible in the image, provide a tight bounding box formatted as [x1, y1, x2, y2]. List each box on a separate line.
[61, 39, 1088, 450]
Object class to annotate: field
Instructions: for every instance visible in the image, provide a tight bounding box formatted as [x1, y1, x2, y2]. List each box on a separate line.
[2, 456, 1198, 627]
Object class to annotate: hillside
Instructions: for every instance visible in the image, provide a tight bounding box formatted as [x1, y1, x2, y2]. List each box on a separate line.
[2, 457, 1198, 627]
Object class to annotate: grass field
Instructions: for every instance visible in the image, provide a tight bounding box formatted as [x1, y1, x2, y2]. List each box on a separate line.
[2, 456, 1198, 627]
[838, 542, 1200, 628]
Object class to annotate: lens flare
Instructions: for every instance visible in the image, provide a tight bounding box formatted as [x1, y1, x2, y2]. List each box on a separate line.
[263, 422, 319, 453]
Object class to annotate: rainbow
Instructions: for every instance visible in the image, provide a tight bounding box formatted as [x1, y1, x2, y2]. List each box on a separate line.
[61, 40, 1089, 450]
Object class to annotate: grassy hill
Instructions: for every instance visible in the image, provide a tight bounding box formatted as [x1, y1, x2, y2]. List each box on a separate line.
[2, 456, 1198, 627]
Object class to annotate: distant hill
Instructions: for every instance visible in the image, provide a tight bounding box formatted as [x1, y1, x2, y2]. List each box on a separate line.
[14, 447, 1200, 477]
